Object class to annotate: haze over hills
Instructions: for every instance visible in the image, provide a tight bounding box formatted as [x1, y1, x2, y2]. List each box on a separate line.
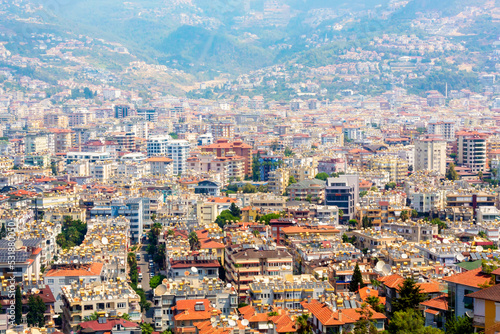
[8, 0, 495, 77]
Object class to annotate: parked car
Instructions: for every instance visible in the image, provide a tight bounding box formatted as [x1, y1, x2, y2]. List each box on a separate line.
[138, 272, 143, 280]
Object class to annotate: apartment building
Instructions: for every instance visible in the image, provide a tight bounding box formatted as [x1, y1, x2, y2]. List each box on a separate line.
[44, 113, 69, 128]
[25, 134, 49, 154]
[325, 175, 359, 223]
[90, 161, 114, 182]
[61, 279, 141, 333]
[50, 128, 73, 153]
[152, 278, 237, 330]
[457, 131, 488, 172]
[145, 156, 174, 175]
[44, 262, 103, 313]
[267, 168, 289, 195]
[224, 247, 293, 301]
[248, 276, 334, 311]
[367, 156, 408, 183]
[201, 139, 253, 177]
[414, 136, 447, 175]
[427, 121, 455, 141]
[287, 179, 325, 202]
[351, 229, 404, 251]
[381, 221, 438, 242]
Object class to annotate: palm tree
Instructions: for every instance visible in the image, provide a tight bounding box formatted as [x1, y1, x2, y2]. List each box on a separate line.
[371, 279, 381, 289]
[188, 232, 200, 251]
[296, 314, 312, 334]
[84, 312, 99, 321]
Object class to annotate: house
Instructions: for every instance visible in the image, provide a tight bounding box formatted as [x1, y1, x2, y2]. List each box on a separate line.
[420, 294, 449, 330]
[78, 317, 141, 334]
[300, 299, 386, 333]
[172, 299, 220, 334]
[194, 180, 221, 197]
[442, 267, 492, 319]
[238, 305, 297, 333]
[467, 282, 500, 332]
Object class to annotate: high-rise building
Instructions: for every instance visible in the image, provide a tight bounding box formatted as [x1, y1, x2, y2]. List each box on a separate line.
[201, 139, 253, 177]
[167, 140, 190, 175]
[427, 121, 455, 141]
[457, 131, 487, 172]
[414, 136, 447, 175]
[136, 108, 158, 122]
[114, 105, 131, 118]
[325, 175, 359, 223]
[147, 135, 170, 157]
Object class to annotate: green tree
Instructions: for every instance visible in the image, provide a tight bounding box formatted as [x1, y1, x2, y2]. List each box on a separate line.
[295, 314, 312, 334]
[359, 190, 368, 197]
[288, 175, 297, 185]
[392, 278, 427, 313]
[430, 218, 447, 233]
[349, 263, 365, 292]
[400, 210, 409, 221]
[284, 147, 294, 157]
[387, 309, 424, 334]
[15, 285, 22, 325]
[385, 182, 397, 190]
[339, 209, 344, 220]
[188, 232, 200, 251]
[445, 315, 473, 334]
[365, 296, 384, 314]
[214, 210, 239, 228]
[411, 210, 418, 218]
[140, 322, 154, 334]
[83, 311, 100, 321]
[259, 213, 281, 225]
[229, 203, 242, 218]
[342, 233, 349, 243]
[169, 132, 179, 139]
[83, 87, 93, 99]
[315, 172, 329, 181]
[348, 219, 358, 227]
[26, 295, 46, 327]
[353, 303, 377, 334]
[149, 275, 167, 289]
[242, 183, 257, 193]
[120, 313, 131, 321]
[446, 163, 460, 181]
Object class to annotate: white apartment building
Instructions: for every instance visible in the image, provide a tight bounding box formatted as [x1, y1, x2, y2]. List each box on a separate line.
[427, 121, 455, 141]
[167, 140, 190, 175]
[414, 136, 447, 175]
[90, 161, 114, 182]
[25, 134, 49, 154]
[457, 132, 487, 172]
[147, 135, 170, 157]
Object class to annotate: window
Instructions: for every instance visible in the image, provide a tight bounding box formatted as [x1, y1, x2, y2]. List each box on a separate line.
[59, 279, 65, 284]
[47, 279, 54, 284]
[117, 302, 126, 308]
[84, 305, 93, 311]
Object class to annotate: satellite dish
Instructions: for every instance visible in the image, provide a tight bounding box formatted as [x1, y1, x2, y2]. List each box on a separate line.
[228, 320, 236, 327]
[226, 283, 232, 288]
[401, 253, 408, 259]
[477, 246, 484, 252]
[465, 310, 474, 318]
[73, 259, 79, 264]
[154, 284, 167, 295]
[443, 239, 450, 244]
[241, 319, 249, 326]
[92, 240, 102, 247]
[456, 254, 465, 262]
[101, 237, 109, 245]
[191, 267, 198, 273]
[375, 261, 385, 271]
[382, 264, 391, 275]
[436, 240, 441, 244]
[14, 240, 23, 250]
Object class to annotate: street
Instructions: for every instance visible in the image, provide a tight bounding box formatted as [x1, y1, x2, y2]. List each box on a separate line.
[137, 243, 154, 322]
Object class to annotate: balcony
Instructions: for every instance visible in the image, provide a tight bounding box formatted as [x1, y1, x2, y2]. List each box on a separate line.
[473, 314, 485, 327]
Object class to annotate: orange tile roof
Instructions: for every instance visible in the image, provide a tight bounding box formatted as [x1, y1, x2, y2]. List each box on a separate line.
[377, 274, 404, 289]
[145, 157, 174, 162]
[207, 197, 238, 204]
[424, 308, 440, 315]
[442, 267, 491, 288]
[420, 294, 448, 311]
[358, 287, 385, 305]
[200, 239, 225, 249]
[45, 262, 103, 277]
[301, 300, 386, 326]
[281, 226, 340, 235]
